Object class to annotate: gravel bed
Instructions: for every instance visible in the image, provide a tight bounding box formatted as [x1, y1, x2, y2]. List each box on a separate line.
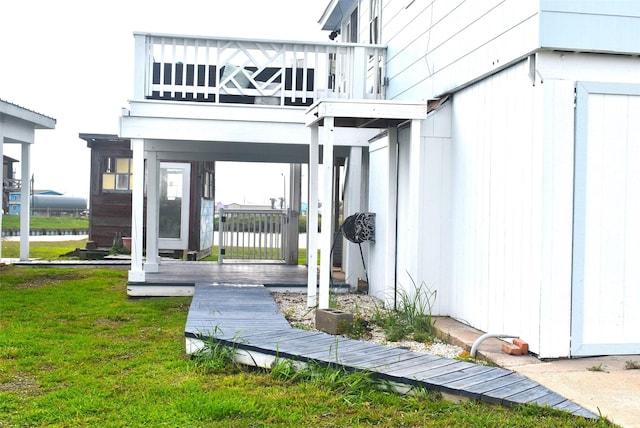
[271, 291, 464, 359]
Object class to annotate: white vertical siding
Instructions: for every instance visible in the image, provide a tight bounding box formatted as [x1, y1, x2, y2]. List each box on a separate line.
[537, 79, 575, 358]
[449, 60, 548, 353]
[572, 83, 640, 355]
[368, 135, 397, 302]
[396, 105, 452, 316]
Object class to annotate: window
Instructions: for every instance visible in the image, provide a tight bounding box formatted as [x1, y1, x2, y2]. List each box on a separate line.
[102, 157, 133, 191]
[347, 7, 358, 43]
[369, 0, 380, 44]
[203, 170, 214, 200]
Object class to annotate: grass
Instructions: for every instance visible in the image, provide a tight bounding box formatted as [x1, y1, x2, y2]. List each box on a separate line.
[625, 360, 640, 370]
[587, 363, 608, 373]
[0, 239, 88, 259]
[0, 266, 614, 426]
[1, 215, 88, 230]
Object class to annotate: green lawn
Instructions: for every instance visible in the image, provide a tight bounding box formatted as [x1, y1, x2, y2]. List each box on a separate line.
[1, 215, 88, 230]
[0, 266, 613, 427]
[0, 239, 87, 260]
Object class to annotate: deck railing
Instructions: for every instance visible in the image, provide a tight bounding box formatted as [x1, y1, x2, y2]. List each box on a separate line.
[133, 33, 387, 106]
[217, 208, 288, 263]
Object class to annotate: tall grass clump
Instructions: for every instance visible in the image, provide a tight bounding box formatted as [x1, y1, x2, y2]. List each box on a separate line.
[374, 275, 437, 343]
[190, 327, 243, 373]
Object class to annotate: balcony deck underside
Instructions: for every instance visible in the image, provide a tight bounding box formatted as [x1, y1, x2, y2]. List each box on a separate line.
[121, 100, 376, 163]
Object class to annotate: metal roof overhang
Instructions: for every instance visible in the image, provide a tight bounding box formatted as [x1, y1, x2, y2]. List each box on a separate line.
[319, 0, 358, 32]
[305, 99, 429, 130]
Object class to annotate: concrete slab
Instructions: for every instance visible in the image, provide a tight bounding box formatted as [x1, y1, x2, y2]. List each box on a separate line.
[434, 317, 640, 428]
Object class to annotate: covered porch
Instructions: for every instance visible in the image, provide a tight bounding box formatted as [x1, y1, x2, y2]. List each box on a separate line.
[120, 33, 385, 292]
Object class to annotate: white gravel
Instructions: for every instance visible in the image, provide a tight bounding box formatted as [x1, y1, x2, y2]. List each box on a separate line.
[271, 291, 464, 359]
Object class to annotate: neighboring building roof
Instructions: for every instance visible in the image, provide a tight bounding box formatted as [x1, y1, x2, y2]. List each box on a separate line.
[0, 98, 56, 129]
[79, 133, 130, 149]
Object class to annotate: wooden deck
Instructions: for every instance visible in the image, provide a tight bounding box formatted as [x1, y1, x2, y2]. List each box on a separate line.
[185, 284, 598, 419]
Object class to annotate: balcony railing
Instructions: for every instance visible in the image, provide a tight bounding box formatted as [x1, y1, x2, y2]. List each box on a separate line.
[133, 33, 387, 106]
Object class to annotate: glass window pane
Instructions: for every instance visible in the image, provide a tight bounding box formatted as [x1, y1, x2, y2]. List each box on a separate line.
[103, 173, 115, 190]
[116, 158, 130, 174]
[116, 174, 130, 190]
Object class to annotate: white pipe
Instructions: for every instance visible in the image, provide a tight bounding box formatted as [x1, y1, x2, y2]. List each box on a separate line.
[470, 333, 519, 358]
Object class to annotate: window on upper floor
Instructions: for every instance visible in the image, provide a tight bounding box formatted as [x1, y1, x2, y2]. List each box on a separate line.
[346, 7, 358, 43]
[370, 0, 380, 44]
[102, 157, 133, 192]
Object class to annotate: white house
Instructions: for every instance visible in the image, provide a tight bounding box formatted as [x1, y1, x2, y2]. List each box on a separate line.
[121, 1, 640, 358]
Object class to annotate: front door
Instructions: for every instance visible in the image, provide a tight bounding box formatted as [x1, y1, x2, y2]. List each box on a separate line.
[159, 162, 191, 250]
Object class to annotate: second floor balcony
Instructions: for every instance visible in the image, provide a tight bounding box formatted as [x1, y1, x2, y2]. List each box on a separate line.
[132, 33, 387, 107]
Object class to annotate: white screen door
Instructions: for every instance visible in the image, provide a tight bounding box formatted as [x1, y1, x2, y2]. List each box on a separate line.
[159, 162, 191, 250]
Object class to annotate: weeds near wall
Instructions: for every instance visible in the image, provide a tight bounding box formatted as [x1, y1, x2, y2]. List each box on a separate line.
[374, 275, 437, 343]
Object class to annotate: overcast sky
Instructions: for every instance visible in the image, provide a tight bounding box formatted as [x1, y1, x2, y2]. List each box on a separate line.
[1, 0, 328, 204]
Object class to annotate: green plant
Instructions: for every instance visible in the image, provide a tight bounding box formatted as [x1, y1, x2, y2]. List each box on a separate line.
[373, 275, 438, 343]
[338, 315, 370, 340]
[191, 326, 243, 373]
[587, 363, 607, 372]
[624, 360, 640, 370]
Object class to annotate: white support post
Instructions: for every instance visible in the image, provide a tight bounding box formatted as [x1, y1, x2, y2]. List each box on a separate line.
[128, 138, 146, 282]
[319, 116, 335, 309]
[19, 142, 32, 261]
[145, 151, 159, 272]
[307, 125, 319, 307]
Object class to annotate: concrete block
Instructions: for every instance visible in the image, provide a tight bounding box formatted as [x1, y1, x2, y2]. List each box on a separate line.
[315, 308, 353, 335]
[501, 343, 522, 356]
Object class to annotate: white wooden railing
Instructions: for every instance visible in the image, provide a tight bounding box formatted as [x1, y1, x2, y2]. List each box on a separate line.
[217, 208, 288, 263]
[133, 33, 387, 106]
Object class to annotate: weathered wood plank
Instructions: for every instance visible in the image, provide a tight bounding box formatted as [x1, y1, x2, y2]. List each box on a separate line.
[185, 282, 597, 419]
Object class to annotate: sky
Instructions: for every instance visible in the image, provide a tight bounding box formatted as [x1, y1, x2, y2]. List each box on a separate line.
[0, 0, 329, 205]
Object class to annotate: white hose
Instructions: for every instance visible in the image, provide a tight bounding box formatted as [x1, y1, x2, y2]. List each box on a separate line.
[470, 333, 519, 357]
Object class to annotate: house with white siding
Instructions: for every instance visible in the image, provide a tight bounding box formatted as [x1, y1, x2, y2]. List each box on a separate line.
[121, 0, 640, 358]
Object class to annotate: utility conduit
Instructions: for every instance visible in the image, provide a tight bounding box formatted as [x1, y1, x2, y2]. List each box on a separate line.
[470, 333, 519, 358]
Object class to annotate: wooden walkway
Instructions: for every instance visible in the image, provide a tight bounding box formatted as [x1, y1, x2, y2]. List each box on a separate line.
[185, 284, 597, 419]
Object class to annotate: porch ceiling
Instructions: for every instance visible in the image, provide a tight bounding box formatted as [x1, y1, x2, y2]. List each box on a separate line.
[305, 99, 429, 128]
[120, 99, 378, 163]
